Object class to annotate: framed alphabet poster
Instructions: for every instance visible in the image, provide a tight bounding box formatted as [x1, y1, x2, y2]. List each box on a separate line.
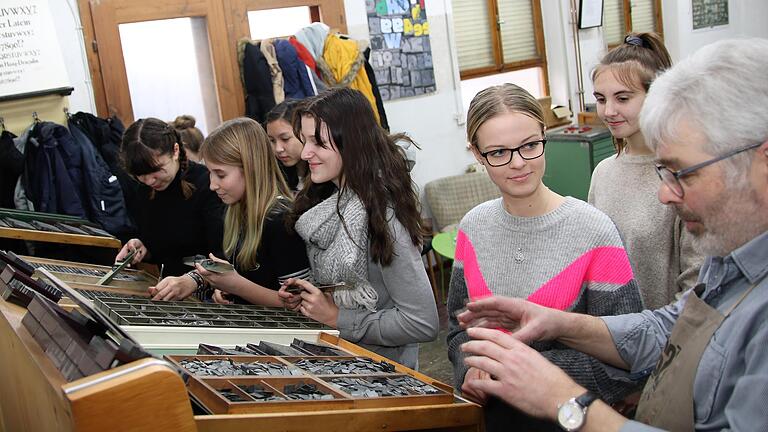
[365, 0, 436, 100]
[0, 0, 70, 97]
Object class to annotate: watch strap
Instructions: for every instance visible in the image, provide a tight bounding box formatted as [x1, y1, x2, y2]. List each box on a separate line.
[575, 391, 599, 409]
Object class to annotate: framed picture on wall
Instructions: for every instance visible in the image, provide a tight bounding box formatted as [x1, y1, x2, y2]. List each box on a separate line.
[579, 0, 604, 29]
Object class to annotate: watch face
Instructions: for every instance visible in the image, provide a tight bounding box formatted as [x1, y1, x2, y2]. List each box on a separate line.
[558, 401, 585, 430]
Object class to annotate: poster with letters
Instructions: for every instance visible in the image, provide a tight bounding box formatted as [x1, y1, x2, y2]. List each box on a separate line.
[692, 0, 729, 30]
[0, 0, 70, 97]
[366, 0, 436, 100]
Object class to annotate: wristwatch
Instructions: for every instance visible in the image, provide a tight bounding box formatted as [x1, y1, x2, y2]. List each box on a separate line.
[557, 391, 599, 431]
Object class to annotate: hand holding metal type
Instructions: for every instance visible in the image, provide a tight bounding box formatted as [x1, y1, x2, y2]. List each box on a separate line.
[182, 254, 234, 273]
[97, 248, 137, 286]
[284, 282, 347, 295]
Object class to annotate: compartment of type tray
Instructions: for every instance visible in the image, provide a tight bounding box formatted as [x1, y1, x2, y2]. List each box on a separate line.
[165, 355, 303, 377]
[321, 375, 454, 408]
[284, 356, 397, 375]
[189, 376, 353, 414]
[92, 296, 328, 329]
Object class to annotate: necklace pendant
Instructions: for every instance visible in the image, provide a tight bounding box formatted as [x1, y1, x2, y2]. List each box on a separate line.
[514, 247, 525, 264]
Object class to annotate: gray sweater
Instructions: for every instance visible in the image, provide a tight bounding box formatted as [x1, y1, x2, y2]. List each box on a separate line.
[332, 216, 439, 369]
[588, 154, 704, 310]
[447, 197, 644, 402]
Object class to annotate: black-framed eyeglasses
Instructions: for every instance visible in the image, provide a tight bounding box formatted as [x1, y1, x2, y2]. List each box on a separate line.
[479, 139, 547, 167]
[654, 141, 763, 198]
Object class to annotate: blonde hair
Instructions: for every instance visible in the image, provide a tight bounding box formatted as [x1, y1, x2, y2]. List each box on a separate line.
[466, 83, 545, 148]
[200, 117, 292, 270]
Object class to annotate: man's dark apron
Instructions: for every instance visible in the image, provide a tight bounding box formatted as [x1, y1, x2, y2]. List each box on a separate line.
[634, 282, 758, 431]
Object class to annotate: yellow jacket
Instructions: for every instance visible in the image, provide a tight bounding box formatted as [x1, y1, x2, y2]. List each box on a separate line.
[318, 34, 381, 124]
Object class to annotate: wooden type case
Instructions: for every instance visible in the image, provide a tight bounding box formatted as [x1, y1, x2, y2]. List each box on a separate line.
[0, 208, 122, 250]
[21, 255, 157, 295]
[168, 346, 455, 415]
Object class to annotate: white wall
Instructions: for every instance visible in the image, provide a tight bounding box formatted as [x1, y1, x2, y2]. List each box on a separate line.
[51, 0, 95, 114]
[52, 0, 768, 204]
[342, 0, 475, 196]
[662, 0, 768, 63]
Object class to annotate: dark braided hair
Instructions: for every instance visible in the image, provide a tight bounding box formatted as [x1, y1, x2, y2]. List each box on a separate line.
[121, 117, 196, 199]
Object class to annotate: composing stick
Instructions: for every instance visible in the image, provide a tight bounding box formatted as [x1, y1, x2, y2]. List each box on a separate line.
[285, 282, 347, 294]
[97, 249, 137, 286]
[182, 255, 234, 273]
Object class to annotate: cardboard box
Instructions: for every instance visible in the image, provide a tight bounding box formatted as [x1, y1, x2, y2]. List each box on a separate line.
[538, 96, 572, 128]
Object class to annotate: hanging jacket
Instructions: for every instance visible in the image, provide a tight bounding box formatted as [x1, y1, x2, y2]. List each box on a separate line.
[318, 34, 381, 124]
[68, 112, 137, 209]
[289, 37, 318, 73]
[69, 112, 124, 176]
[68, 119, 135, 237]
[289, 38, 326, 95]
[22, 122, 88, 218]
[295, 22, 330, 60]
[241, 40, 276, 122]
[13, 126, 35, 211]
[261, 39, 285, 104]
[274, 39, 315, 99]
[0, 130, 23, 209]
[362, 47, 390, 131]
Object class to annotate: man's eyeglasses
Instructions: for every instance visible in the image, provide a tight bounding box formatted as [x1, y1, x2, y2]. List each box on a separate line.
[479, 139, 547, 167]
[654, 141, 763, 198]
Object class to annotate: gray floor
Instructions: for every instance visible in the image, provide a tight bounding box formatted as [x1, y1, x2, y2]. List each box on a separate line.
[417, 273, 454, 387]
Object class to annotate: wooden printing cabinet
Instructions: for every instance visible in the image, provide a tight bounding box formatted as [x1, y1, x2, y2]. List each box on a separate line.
[0, 255, 482, 431]
[0, 208, 122, 251]
[0, 295, 482, 431]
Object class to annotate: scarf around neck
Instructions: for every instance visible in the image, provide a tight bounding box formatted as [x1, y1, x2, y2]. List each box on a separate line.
[295, 190, 378, 311]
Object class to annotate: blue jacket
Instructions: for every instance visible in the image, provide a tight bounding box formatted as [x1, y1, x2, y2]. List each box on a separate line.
[275, 39, 314, 99]
[23, 122, 87, 218]
[69, 120, 135, 237]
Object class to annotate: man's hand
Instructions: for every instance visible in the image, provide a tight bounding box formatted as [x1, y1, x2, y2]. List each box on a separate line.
[462, 327, 585, 421]
[458, 296, 564, 344]
[149, 275, 197, 301]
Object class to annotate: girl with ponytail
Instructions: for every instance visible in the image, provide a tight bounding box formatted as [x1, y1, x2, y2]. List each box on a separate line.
[588, 33, 704, 309]
[116, 117, 225, 279]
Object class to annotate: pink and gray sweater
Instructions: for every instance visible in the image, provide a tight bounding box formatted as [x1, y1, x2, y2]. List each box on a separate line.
[447, 197, 644, 403]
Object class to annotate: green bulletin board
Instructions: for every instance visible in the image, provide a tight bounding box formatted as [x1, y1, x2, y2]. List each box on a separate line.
[692, 0, 729, 30]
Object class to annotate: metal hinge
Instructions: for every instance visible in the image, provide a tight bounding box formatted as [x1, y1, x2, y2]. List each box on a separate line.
[91, 40, 98, 53]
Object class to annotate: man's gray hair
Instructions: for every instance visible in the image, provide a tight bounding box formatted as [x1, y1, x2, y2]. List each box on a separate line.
[640, 38, 768, 183]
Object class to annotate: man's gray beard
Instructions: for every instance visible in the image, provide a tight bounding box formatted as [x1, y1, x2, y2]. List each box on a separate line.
[691, 182, 764, 257]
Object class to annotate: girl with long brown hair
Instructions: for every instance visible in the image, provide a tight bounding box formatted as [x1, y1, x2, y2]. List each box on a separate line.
[279, 88, 438, 368]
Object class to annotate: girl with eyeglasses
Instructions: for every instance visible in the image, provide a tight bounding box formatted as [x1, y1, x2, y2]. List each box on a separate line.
[148, 117, 311, 304]
[277, 88, 438, 369]
[588, 33, 704, 310]
[117, 117, 224, 278]
[446, 83, 643, 431]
